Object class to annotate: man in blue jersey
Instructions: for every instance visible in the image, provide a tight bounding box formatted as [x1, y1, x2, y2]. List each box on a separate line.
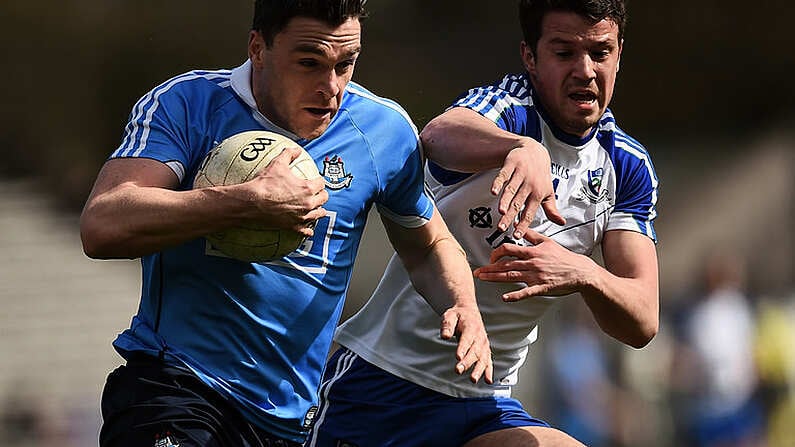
[79, 1, 493, 446]
[308, 0, 659, 446]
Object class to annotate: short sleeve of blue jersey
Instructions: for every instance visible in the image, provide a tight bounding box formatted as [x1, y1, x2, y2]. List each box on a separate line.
[341, 84, 434, 225]
[373, 112, 434, 225]
[110, 75, 200, 173]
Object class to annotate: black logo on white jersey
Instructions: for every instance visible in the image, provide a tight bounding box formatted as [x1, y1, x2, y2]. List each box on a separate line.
[468, 207, 493, 228]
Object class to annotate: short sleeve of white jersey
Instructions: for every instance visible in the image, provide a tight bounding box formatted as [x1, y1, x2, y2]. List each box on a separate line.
[601, 130, 659, 241]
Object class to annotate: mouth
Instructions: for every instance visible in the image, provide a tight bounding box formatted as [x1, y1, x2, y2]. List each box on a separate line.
[568, 90, 598, 104]
[305, 107, 333, 118]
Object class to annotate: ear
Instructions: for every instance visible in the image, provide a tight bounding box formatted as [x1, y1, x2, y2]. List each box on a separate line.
[616, 38, 624, 73]
[248, 30, 265, 67]
[520, 41, 536, 76]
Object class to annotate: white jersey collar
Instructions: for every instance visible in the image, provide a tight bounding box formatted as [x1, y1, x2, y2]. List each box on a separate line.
[231, 59, 300, 141]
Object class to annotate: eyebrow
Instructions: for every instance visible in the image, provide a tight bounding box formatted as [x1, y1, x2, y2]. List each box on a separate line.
[294, 44, 362, 58]
[548, 37, 615, 47]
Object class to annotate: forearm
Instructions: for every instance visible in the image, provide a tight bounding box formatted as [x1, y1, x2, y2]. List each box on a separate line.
[80, 183, 249, 259]
[405, 236, 478, 315]
[421, 107, 533, 172]
[382, 212, 477, 314]
[579, 262, 660, 348]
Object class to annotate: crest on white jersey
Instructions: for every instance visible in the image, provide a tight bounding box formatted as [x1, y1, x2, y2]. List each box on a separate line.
[576, 168, 611, 204]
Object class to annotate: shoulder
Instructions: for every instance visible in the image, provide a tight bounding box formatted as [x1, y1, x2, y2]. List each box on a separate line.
[452, 73, 537, 129]
[455, 72, 533, 105]
[341, 81, 418, 139]
[596, 112, 659, 193]
[138, 68, 236, 109]
[597, 112, 653, 166]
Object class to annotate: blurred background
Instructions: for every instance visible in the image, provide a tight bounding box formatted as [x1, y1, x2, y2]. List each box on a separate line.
[0, 1, 793, 446]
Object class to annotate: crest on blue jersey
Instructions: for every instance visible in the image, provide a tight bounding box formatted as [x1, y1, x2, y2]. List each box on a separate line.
[322, 155, 353, 190]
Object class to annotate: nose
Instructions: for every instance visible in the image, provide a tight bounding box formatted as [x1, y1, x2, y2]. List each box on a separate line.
[572, 54, 597, 81]
[318, 69, 341, 100]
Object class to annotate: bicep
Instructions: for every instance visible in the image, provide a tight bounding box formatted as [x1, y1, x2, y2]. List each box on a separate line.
[601, 230, 659, 286]
[86, 158, 181, 202]
[381, 207, 448, 268]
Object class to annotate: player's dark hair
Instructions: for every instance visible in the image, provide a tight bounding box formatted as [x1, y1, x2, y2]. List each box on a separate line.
[252, 0, 368, 47]
[519, 0, 626, 53]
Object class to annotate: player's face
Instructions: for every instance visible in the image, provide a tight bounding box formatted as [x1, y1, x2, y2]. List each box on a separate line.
[249, 17, 361, 140]
[522, 11, 622, 137]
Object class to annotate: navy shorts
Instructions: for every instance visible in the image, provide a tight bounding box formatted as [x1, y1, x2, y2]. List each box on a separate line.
[306, 348, 550, 447]
[99, 354, 302, 447]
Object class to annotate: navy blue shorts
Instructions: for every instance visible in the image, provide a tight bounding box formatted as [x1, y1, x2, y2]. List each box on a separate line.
[99, 354, 301, 447]
[306, 348, 550, 447]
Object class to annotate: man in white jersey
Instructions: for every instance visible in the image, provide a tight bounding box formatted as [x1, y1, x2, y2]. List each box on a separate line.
[79, 1, 492, 446]
[308, 0, 659, 446]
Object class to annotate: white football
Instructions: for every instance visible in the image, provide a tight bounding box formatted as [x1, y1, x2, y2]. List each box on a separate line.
[193, 130, 321, 262]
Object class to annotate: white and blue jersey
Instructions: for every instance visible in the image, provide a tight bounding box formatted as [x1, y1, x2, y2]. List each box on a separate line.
[108, 60, 434, 442]
[332, 72, 659, 401]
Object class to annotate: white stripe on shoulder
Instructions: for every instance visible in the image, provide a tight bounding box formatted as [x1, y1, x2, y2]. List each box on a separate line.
[456, 85, 494, 109]
[116, 70, 209, 157]
[345, 82, 419, 139]
[114, 70, 232, 158]
[483, 92, 528, 123]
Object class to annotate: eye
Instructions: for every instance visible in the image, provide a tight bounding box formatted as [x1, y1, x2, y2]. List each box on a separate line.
[298, 59, 318, 68]
[335, 59, 356, 73]
[591, 51, 610, 62]
[554, 50, 573, 59]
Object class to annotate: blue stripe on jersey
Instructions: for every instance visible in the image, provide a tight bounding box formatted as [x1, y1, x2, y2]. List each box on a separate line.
[498, 73, 530, 99]
[427, 161, 472, 186]
[428, 74, 543, 187]
[598, 128, 659, 240]
[114, 70, 233, 158]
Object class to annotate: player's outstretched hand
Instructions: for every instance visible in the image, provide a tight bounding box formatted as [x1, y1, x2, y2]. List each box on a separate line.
[473, 230, 591, 301]
[491, 142, 565, 239]
[245, 147, 329, 236]
[440, 305, 493, 384]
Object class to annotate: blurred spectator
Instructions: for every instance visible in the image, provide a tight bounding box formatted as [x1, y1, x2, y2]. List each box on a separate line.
[545, 302, 621, 447]
[669, 249, 765, 447]
[0, 386, 47, 447]
[754, 293, 795, 446]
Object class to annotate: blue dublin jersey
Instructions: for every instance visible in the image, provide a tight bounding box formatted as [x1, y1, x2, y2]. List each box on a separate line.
[108, 61, 434, 442]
